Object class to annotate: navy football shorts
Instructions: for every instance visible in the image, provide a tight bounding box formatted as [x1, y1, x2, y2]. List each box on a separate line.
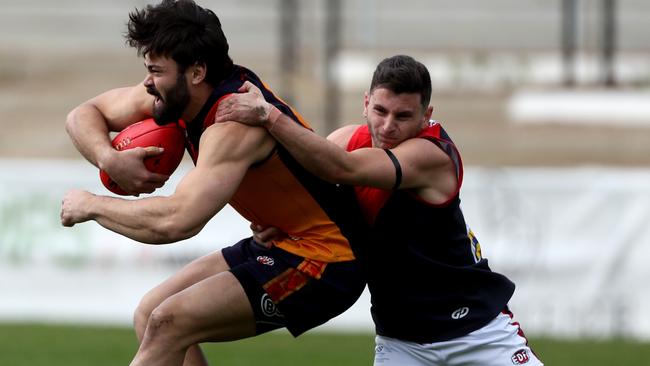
[222, 237, 366, 336]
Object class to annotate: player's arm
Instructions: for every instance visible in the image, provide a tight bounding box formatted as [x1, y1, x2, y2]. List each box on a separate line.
[66, 83, 168, 194]
[216, 82, 457, 202]
[265, 114, 454, 195]
[61, 122, 273, 244]
[66, 83, 152, 167]
[214, 83, 374, 184]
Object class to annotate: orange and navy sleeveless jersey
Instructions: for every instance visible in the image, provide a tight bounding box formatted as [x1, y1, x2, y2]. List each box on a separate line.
[346, 122, 515, 343]
[183, 65, 366, 263]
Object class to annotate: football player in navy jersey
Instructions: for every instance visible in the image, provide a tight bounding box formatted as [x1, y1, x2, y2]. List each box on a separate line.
[216, 55, 544, 366]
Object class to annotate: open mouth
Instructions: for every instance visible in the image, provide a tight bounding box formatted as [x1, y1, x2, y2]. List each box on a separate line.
[146, 87, 162, 99]
[149, 91, 164, 108]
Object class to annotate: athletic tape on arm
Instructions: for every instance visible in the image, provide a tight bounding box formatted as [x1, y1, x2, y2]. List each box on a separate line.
[384, 149, 402, 190]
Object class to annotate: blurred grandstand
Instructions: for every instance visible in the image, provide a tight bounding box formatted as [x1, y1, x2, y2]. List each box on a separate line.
[1, 0, 649, 165]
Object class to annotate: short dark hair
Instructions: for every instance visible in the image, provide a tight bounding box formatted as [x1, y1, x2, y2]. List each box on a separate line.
[370, 55, 432, 109]
[126, 0, 233, 85]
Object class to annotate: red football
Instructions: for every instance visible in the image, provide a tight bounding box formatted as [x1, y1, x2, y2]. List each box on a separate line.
[100, 118, 185, 195]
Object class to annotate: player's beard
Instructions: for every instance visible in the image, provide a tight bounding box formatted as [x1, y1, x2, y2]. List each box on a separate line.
[151, 73, 190, 125]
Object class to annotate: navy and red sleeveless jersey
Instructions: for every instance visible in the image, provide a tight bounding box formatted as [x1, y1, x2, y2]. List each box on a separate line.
[183, 65, 367, 263]
[347, 122, 515, 343]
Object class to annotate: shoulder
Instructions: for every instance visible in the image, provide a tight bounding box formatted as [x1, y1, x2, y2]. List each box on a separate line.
[396, 136, 451, 162]
[199, 122, 275, 164]
[392, 137, 459, 203]
[326, 124, 363, 149]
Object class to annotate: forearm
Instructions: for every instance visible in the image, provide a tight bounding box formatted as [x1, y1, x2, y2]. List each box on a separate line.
[65, 104, 116, 170]
[265, 111, 353, 183]
[86, 194, 193, 244]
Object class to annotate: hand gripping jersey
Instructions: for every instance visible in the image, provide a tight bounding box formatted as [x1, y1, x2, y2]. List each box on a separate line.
[183, 65, 367, 263]
[347, 122, 515, 343]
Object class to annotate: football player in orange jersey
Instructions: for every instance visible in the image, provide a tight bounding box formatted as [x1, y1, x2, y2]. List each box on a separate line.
[61, 1, 368, 365]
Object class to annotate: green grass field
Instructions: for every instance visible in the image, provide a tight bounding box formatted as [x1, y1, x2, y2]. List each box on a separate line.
[1, 323, 649, 365]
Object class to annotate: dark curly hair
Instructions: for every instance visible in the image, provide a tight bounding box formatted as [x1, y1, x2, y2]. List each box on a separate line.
[126, 0, 233, 85]
[370, 55, 432, 109]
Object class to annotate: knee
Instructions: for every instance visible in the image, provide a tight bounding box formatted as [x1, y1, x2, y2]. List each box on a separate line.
[147, 304, 177, 334]
[140, 300, 188, 348]
[133, 291, 159, 337]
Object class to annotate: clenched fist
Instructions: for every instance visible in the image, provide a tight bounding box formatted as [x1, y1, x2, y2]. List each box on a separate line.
[61, 189, 94, 227]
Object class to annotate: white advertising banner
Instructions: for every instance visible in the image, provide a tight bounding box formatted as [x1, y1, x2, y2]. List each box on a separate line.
[1, 159, 649, 339]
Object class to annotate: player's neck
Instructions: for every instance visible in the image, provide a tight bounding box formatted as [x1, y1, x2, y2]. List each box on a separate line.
[182, 84, 214, 122]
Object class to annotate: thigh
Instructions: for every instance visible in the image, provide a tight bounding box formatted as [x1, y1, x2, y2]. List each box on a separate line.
[158, 270, 256, 343]
[142, 249, 231, 309]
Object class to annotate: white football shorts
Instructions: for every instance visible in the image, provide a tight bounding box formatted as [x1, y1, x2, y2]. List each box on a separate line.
[373, 312, 543, 366]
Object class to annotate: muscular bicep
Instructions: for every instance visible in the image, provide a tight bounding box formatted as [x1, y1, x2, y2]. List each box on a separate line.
[168, 155, 249, 236]
[392, 139, 459, 202]
[339, 147, 404, 189]
[85, 83, 153, 131]
[166, 122, 273, 236]
[341, 139, 458, 197]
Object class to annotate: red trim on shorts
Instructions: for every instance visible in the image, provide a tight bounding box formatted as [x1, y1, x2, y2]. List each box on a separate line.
[502, 307, 541, 359]
[502, 308, 527, 339]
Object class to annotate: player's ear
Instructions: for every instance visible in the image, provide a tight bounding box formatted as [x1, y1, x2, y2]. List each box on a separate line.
[423, 105, 433, 123]
[363, 91, 370, 118]
[190, 62, 207, 85]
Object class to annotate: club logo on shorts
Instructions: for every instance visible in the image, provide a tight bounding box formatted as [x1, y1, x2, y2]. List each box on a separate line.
[261, 293, 282, 317]
[511, 349, 530, 364]
[256, 255, 275, 266]
[451, 306, 470, 320]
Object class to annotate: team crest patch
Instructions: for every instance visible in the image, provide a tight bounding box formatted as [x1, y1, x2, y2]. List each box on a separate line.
[256, 256, 275, 266]
[511, 349, 530, 364]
